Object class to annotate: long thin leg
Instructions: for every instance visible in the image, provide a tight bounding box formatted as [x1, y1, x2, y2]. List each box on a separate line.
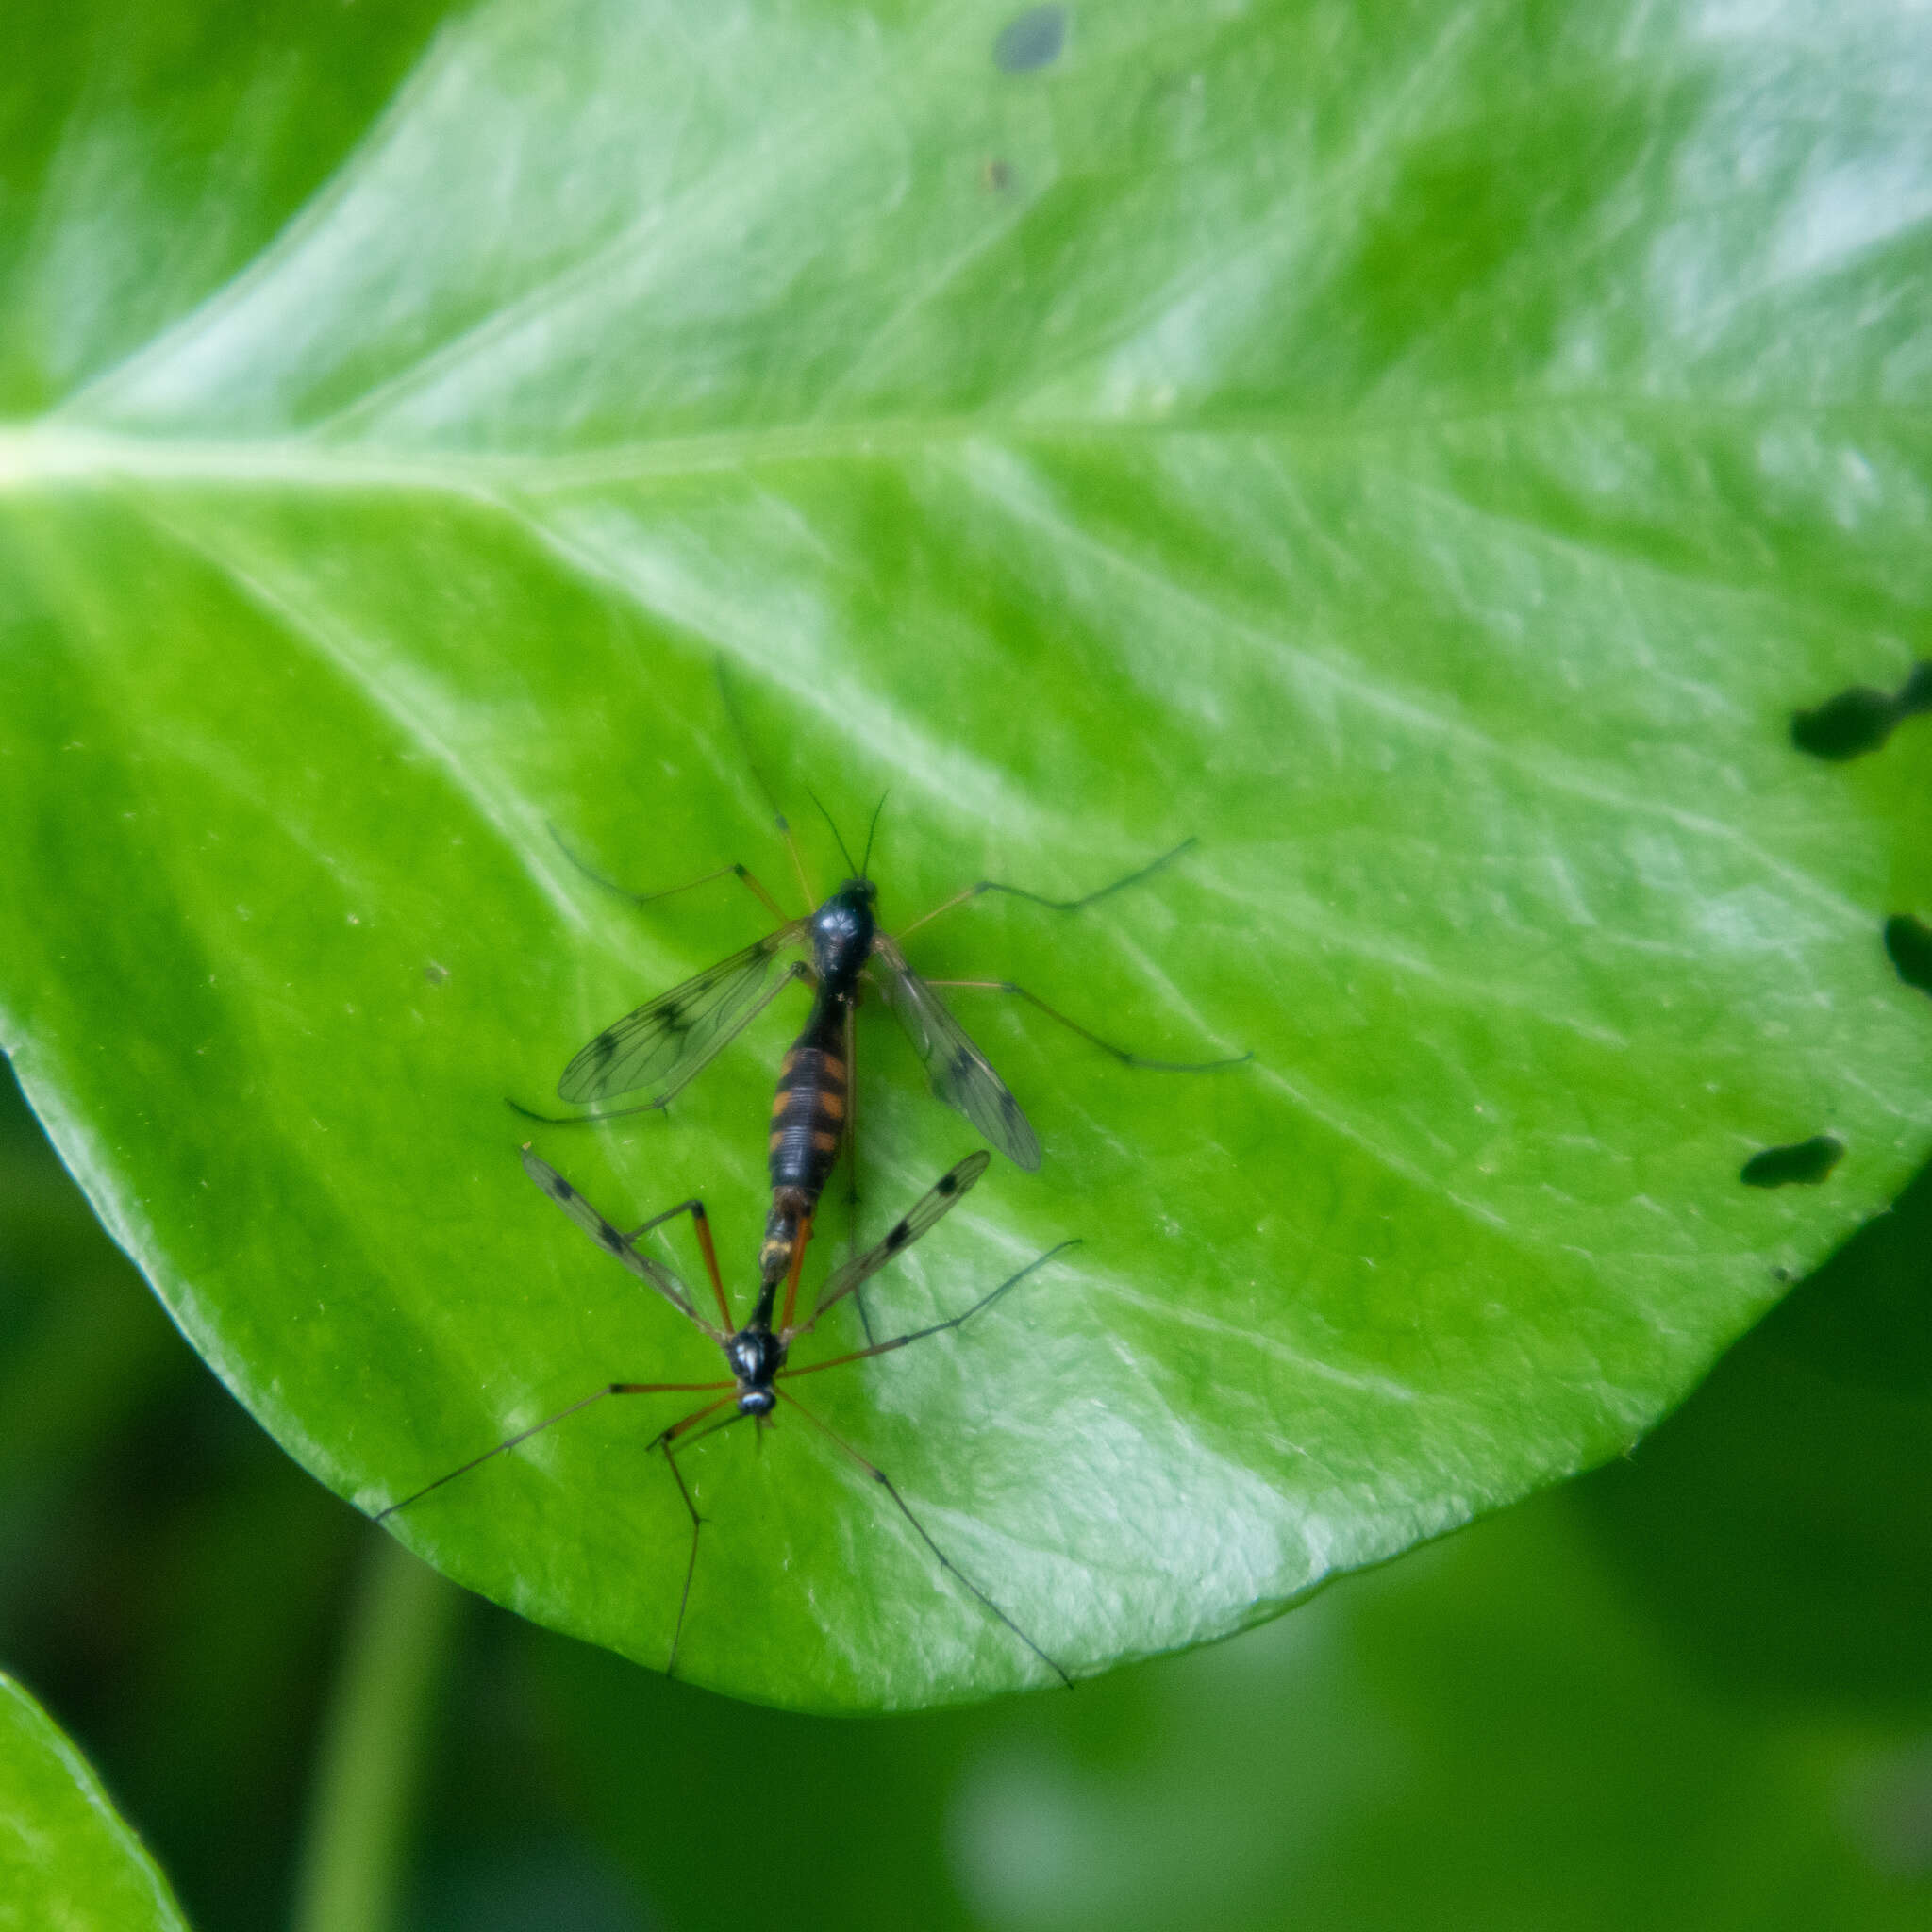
[777, 1213, 815, 1336]
[714, 660, 819, 909]
[784, 1241, 1076, 1355]
[782, 824, 818, 914]
[375, 1378, 734, 1521]
[774, 1388, 1071, 1688]
[894, 838, 1198, 942]
[841, 999, 876, 1344]
[920, 978, 1253, 1073]
[623, 1198, 734, 1331]
[653, 1398, 753, 1674]
[551, 824, 793, 926]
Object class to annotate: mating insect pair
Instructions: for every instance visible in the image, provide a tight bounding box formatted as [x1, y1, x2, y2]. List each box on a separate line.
[379, 1141, 1076, 1681]
[386, 684, 1244, 1682]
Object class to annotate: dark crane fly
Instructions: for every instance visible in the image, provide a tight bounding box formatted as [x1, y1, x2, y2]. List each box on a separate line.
[376, 1144, 1075, 1685]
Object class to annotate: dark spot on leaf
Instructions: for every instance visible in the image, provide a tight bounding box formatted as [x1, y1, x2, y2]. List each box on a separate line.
[1740, 1135, 1844, 1189]
[885, 1220, 910, 1251]
[1790, 662, 1932, 760]
[1791, 687, 1901, 759]
[983, 158, 1012, 192]
[423, 961, 449, 986]
[1883, 914, 1932, 997]
[993, 5, 1065, 72]
[1757, 1154, 1932, 1396]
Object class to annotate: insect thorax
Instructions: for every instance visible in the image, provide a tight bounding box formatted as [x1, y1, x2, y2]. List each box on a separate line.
[810, 881, 876, 993]
[725, 1326, 787, 1391]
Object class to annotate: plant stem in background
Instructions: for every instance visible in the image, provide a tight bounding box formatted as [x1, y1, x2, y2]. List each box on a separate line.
[290, 1531, 464, 1932]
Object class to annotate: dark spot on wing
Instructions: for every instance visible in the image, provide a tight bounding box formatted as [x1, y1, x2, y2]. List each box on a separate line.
[993, 5, 1066, 72]
[1883, 914, 1932, 997]
[937, 1172, 958, 1197]
[1791, 663, 1932, 760]
[590, 1032, 619, 1065]
[885, 1220, 911, 1252]
[660, 999, 689, 1036]
[547, 1174, 573, 1200]
[1740, 1135, 1844, 1189]
[597, 1223, 626, 1253]
[952, 1048, 979, 1082]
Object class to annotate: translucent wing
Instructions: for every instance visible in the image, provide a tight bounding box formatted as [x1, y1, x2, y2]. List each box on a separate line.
[521, 1146, 718, 1334]
[558, 926, 806, 1106]
[871, 938, 1041, 1170]
[799, 1151, 992, 1332]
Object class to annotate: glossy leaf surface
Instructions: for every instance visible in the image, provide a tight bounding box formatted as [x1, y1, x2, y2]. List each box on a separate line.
[0, 1676, 189, 1932]
[2, 0, 1930, 1706]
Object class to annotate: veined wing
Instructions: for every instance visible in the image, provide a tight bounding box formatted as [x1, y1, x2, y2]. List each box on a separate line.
[521, 1146, 719, 1336]
[796, 1151, 991, 1333]
[558, 926, 806, 1106]
[872, 937, 1041, 1170]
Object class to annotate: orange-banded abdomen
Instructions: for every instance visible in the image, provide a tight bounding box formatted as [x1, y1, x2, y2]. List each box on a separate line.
[767, 1041, 849, 1203]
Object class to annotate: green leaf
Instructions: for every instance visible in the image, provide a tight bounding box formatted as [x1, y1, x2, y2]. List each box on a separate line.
[0, 1675, 190, 1932]
[3, 0, 1929, 1707]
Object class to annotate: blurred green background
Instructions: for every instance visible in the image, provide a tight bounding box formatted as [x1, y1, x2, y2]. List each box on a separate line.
[8, 0, 1932, 1917]
[5, 1052, 1928, 1930]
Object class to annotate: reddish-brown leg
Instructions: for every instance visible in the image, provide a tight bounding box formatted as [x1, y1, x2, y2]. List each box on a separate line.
[624, 1197, 735, 1331]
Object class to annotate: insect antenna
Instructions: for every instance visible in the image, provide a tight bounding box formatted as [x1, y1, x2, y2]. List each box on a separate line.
[858, 791, 887, 882]
[806, 785, 861, 877]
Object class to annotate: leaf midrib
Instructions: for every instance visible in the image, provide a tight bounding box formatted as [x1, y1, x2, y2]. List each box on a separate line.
[3, 394, 1924, 503]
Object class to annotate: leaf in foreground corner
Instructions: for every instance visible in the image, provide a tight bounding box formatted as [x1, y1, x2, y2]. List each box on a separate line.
[2, 0, 1930, 1707]
[0, 1675, 190, 1932]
